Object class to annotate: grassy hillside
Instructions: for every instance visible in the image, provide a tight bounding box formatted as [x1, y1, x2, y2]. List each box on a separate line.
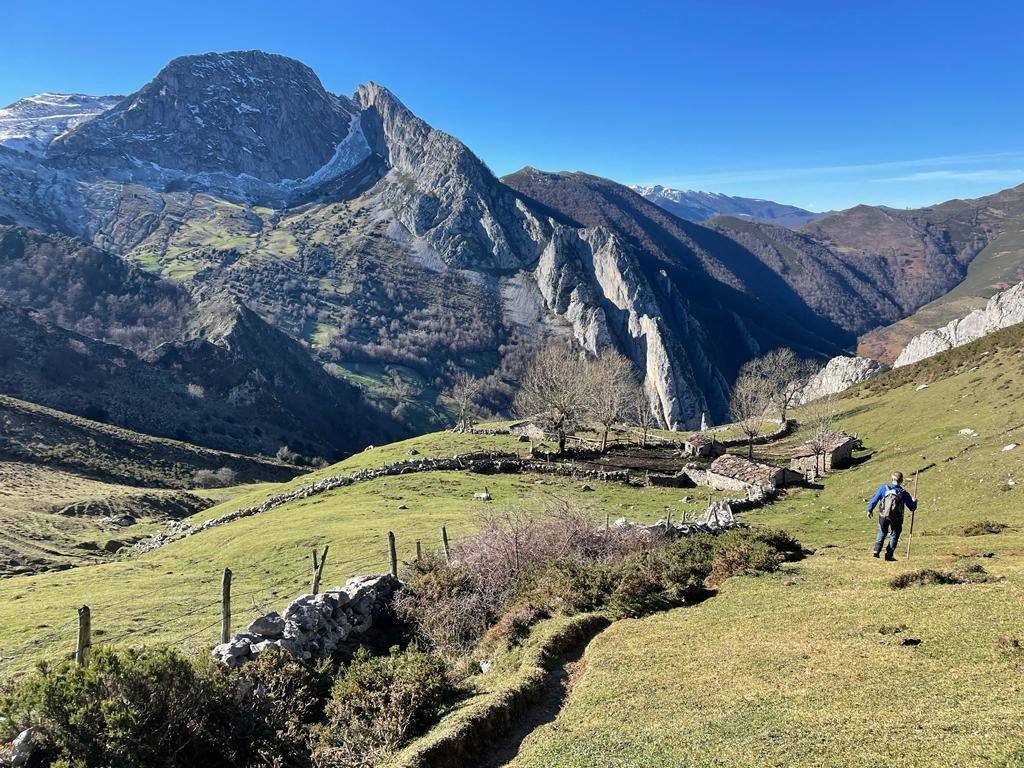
[503, 326, 1024, 767]
[0, 429, 731, 675]
[0, 394, 300, 576]
[861, 223, 1024, 361]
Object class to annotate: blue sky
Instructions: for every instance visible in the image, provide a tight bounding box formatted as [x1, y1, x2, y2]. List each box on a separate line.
[2, 0, 1021, 211]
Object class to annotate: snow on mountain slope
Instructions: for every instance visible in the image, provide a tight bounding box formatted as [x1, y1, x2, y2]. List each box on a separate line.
[632, 184, 822, 227]
[0, 93, 121, 155]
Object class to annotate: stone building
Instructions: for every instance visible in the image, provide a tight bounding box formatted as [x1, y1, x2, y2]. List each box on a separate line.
[790, 432, 857, 478]
[706, 454, 802, 492]
[682, 433, 721, 459]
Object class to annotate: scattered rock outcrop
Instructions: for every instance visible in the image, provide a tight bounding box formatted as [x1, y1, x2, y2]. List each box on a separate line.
[797, 356, 887, 403]
[894, 281, 1024, 368]
[212, 574, 398, 667]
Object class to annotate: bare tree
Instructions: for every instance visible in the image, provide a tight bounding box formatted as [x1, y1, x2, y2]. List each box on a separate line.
[445, 371, 483, 431]
[745, 348, 816, 423]
[628, 384, 654, 447]
[730, 362, 772, 458]
[513, 341, 590, 454]
[804, 393, 839, 477]
[586, 350, 637, 452]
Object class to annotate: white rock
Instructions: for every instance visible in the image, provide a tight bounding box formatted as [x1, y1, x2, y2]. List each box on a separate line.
[916, 384, 929, 391]
[10, 728, 38, 768]
[959, 428, 978, 437]
[1003, 444, 1018, 452]
[895, 281, 1024, 368]
[797, 356, 887, 404]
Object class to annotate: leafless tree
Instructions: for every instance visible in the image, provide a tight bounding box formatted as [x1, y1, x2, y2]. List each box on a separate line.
[745, 348, 816, 423]
[804, 393, 839, 477]
[628, 384, 654, 447]
[730, 362, 772, 458]
[513, 340, 590, 454]
[586, 350, 638, 452]
[445, 370, 483, 431]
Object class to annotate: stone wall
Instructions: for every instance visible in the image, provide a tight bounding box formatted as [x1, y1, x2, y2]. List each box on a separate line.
[212, 574, 398, 668]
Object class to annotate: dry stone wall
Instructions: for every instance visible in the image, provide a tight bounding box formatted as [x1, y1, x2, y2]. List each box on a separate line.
[212, 574, 398, 668]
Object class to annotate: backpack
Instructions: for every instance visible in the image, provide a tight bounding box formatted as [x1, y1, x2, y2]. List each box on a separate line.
[879, 485, 905, 519]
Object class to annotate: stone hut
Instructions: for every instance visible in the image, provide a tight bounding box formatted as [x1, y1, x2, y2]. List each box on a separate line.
[707, 454, 802, 492]
[790, 432, 857, 478]
[682, 434, 721, 459]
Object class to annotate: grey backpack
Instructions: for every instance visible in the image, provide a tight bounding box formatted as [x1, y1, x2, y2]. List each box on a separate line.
[879, 486, 905, 519]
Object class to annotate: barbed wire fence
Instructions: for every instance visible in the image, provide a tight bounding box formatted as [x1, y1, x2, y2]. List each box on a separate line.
[0, 529, 437, 675]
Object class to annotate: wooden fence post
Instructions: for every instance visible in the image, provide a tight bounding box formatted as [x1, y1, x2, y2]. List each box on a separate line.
[441, 525, 451, 564]
[416, 540, 422, 562]
[221, 568, 232, 644]
[311, 549, 319, 593]
[76, 605, 91, 667]
[388, 531, 398, 578]
[312, 546, 329, 595]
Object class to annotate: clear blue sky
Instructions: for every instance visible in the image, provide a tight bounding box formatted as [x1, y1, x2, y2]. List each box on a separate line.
[2, 0, 1021, 211]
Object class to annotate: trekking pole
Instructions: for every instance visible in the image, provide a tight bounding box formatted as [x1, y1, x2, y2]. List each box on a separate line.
[905, 470, 920, 560]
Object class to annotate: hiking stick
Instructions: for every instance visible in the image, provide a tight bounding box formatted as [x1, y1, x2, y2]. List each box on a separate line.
[905, 471, 920, 560]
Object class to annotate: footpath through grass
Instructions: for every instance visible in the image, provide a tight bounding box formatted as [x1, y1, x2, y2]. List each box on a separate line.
[504, 337, 1024, 767]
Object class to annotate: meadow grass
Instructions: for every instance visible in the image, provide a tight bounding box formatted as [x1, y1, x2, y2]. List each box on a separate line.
[503, 335, 1024, 767]
[0, 431, 724, 675]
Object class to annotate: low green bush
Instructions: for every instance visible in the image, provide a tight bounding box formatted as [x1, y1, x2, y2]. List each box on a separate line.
[0, 647, 240, 768]
[312, 648, 453, 768]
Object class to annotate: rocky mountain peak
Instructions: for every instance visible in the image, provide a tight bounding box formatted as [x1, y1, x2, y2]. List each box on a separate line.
[49, 50, 357, 182]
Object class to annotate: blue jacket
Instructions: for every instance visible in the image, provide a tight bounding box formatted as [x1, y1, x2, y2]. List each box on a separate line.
[867, 483, 917, 515]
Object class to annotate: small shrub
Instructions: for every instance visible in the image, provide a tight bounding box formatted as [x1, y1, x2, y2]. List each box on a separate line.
[312, 648, 453, 768]
[394, 556, 499, 659]
[707, 532, 787, 587]
[962, 520, 1010, 536]
[191, 467, 238, 488]
[233, 647, 328, 765]
[0, 647, 240, 767]
[889, 565, 994, 590]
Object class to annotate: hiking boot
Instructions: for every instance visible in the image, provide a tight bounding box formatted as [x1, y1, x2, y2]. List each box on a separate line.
[884, 552, 896, 561]
[872, 551, 880, 558]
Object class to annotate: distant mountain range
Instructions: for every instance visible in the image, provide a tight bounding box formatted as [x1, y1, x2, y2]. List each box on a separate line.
[0, 49, 1021, 450]
[631, 185, 823, 227]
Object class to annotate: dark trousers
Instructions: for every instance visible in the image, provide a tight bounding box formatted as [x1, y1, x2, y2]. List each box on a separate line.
[874, 515, 903, 555]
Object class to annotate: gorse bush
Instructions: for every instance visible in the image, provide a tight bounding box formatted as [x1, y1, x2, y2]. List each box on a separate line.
[397, 501, 802, 655]
[0, 647, 241, 768]
[312, 648, 453, 768]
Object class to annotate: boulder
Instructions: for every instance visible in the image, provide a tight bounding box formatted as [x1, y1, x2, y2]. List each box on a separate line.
[246, 611, 285, 639]
[797, 356, 887, 404]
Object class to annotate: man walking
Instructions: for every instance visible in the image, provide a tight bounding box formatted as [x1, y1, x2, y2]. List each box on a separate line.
[867, 471, 917, 560]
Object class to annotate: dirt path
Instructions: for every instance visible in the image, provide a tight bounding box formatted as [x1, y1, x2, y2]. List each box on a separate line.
[477, 623, 605, 768]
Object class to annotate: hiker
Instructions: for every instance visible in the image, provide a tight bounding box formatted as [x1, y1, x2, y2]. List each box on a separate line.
[866, 471, 917, 560]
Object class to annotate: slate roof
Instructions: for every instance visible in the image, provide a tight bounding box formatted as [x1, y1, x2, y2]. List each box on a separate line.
[709, 454, 785, 486]
[791, 432, 856, 458]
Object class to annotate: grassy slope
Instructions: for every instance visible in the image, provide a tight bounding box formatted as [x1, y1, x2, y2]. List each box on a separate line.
[860, 224, 1024, 361]
[0, 430, 729, 675]
[506, 328, 1024, 767]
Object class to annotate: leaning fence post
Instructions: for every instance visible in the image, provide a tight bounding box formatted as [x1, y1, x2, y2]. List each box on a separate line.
[388, 531, 398, 578]
[221, 568, 232, 644]
[76, 605, 91, 667]
[312, 546, 329, 595]
[441, 525, 451, 564]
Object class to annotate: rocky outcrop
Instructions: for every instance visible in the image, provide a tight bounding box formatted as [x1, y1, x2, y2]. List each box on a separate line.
[212, 574, 398, 667]
[50, 51, 360, 183]
[894, 281, 1024, 367]
[797, 356, 887, 403]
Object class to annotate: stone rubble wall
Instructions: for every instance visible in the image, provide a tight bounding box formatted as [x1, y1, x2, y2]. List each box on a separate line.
[135, 452, 633, 554]
[212, 574, 398, 668]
